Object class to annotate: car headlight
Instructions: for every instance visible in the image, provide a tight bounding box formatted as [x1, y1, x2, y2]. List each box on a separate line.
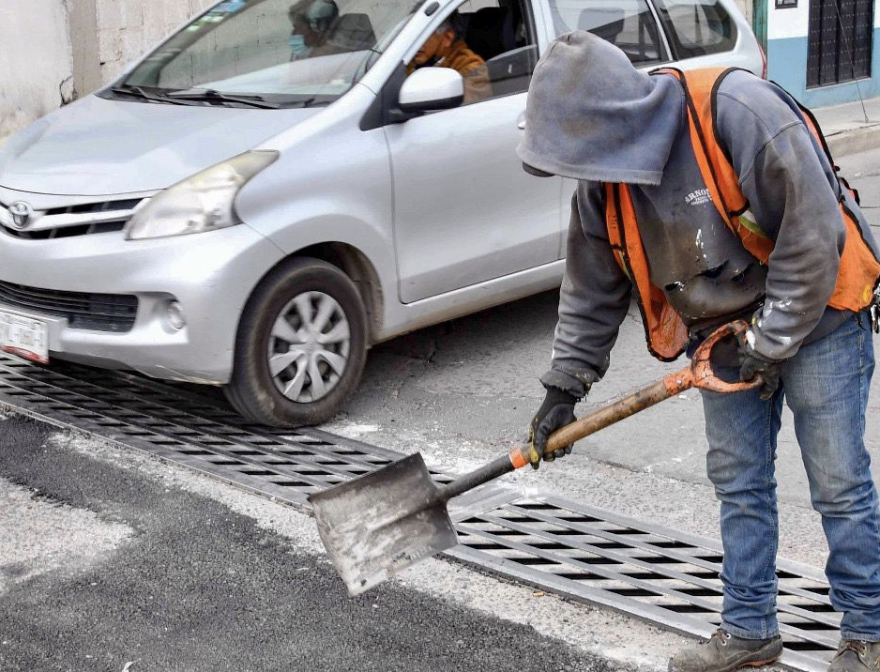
[124, 150, 278, 240]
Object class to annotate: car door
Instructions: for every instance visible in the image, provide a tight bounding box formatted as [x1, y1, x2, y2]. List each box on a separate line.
[384, 0, 562, 304]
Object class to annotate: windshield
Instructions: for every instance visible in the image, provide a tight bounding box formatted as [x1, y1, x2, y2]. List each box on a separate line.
[122, 0, 421, 106]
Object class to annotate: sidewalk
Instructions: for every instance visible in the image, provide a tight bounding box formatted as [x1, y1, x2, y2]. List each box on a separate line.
[812, 94, 880, 157]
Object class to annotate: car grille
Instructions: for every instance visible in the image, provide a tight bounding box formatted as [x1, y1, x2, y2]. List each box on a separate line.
[0, 281, 138, 332]
[0, 198, 144, 239]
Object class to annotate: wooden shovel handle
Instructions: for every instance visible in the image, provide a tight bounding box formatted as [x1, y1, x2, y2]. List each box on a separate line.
[507, 320, 759, 462]
[544, 372, 693, 453]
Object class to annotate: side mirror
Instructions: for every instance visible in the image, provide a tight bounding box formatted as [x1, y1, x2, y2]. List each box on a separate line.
[398, 67, 464, 112]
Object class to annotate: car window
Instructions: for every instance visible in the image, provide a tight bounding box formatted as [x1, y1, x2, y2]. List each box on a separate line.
[548, 0, 668, 64]
[460, 0, 539, 98]
[407, 0, 538, 104]
[122, 0, 420, 105]
[653, 0, 737, 59]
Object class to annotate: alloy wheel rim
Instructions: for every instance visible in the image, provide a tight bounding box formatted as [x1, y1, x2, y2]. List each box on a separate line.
[267, 291, 351, 403]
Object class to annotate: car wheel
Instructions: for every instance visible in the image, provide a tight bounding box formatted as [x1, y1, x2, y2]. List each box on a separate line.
[224, 257, 368, 427]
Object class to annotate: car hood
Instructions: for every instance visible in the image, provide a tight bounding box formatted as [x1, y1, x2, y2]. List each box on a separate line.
[0, 94, 321, 197]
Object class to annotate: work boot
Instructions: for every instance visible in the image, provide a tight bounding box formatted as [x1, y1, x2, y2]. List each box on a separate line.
[828, 639, 880, 671]
[668, 629, 783, 672]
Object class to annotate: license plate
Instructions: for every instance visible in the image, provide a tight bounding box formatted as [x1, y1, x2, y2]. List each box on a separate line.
[0, 311, 49, 364]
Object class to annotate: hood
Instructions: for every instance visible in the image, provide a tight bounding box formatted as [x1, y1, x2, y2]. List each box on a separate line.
[517, 31, 683, 186]
[0, 94, 321, 196]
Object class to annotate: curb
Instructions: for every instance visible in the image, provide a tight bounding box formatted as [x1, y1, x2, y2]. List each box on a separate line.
[825, 123, 880, 157]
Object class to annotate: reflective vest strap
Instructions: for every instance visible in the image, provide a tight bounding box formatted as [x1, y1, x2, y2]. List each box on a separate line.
[799, 102, 861, 204]
[666, 68, 775, 262]
[603, 68, 880, 364]
[794, 95, 880, 306]
[672, 67, 879, 312]
[604, 183, 629, 276]
[677, 67, 746, 213]
[607, 183, 688, 361]
[604, 183, 622, 249]
[616, 184, 654, 306]
[797, 101, 836, 169]
[831, 203, 880, 309]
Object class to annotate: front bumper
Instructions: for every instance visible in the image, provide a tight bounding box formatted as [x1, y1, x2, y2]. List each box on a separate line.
[0, 223, 285, 384]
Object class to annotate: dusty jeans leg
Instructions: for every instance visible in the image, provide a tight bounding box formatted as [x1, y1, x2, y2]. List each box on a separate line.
[782, 311, 880, 641]
[700, 366, 784, 640]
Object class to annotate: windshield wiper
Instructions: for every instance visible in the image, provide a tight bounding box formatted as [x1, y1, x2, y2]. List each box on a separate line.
[108, 85, 204, 106]
[165, 88, 284, 109]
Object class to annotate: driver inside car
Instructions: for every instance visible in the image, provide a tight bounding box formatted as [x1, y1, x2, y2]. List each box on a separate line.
[407, 16, 492, 104]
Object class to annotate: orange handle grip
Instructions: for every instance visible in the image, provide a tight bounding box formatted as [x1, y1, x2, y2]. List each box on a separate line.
[691, 320, 759, 393]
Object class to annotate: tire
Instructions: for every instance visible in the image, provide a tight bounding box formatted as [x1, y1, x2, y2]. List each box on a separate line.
[224, 257, 368, 427]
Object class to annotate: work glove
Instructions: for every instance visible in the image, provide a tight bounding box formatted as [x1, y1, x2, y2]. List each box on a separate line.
[527, 387, 578, 469]
[738, 338, 782, 401]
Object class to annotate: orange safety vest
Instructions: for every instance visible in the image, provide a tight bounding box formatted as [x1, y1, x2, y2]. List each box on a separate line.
[605, 67, 880, 362]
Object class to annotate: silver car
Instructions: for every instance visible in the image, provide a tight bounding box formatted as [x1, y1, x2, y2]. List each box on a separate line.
[0, 0, 763, 426]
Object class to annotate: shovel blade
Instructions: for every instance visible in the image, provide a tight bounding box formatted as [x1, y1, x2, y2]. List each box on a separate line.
[309, 453, 459, 596]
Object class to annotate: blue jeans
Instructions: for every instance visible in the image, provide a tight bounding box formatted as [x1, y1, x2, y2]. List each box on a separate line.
[700, 311, 880, 641]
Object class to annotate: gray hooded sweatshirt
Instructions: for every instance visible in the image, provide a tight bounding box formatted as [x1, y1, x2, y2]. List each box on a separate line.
[517, 32, 879, 396]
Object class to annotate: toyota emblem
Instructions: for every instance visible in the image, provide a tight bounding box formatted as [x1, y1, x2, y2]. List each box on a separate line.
[8, 201, 33, 230]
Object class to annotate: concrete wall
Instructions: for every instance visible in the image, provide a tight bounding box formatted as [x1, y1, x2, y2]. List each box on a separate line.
[96, 0, 216, 83]
[0, 0, 75, 141]
[0, 0, 215, 142]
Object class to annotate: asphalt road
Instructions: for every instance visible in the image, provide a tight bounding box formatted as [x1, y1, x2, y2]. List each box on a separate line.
[0, 413, 620, 672]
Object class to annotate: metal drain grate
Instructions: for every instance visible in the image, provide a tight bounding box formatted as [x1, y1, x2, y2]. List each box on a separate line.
[0, 353, 839, 672]
[0, 356, 403, 505]
[448, 495, 837, 672]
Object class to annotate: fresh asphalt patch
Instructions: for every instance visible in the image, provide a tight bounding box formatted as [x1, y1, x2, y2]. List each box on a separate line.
[0, 414, 621, 672]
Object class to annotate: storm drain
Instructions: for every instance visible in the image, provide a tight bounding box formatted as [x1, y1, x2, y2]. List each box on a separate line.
[0, 353, 838, 672]
[449, 496, 837, 672]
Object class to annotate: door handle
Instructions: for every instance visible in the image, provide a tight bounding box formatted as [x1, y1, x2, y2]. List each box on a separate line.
[516, 111, 526, 130]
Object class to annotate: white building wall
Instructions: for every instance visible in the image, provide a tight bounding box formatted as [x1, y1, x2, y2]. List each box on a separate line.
[767, 0, 808, 41]
[0, 0, 215, 142]
[0, 0, 75, 141]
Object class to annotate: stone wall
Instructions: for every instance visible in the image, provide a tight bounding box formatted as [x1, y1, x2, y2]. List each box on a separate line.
[0, 0, 213, 141]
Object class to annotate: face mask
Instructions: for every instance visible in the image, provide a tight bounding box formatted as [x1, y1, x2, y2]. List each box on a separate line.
[289, 34, 308, 57]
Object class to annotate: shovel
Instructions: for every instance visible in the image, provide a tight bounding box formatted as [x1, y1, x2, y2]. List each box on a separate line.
[309, 320, 757, 596]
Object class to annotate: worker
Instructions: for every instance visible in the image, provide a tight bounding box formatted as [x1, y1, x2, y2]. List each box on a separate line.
[518, 31, 880, 672]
